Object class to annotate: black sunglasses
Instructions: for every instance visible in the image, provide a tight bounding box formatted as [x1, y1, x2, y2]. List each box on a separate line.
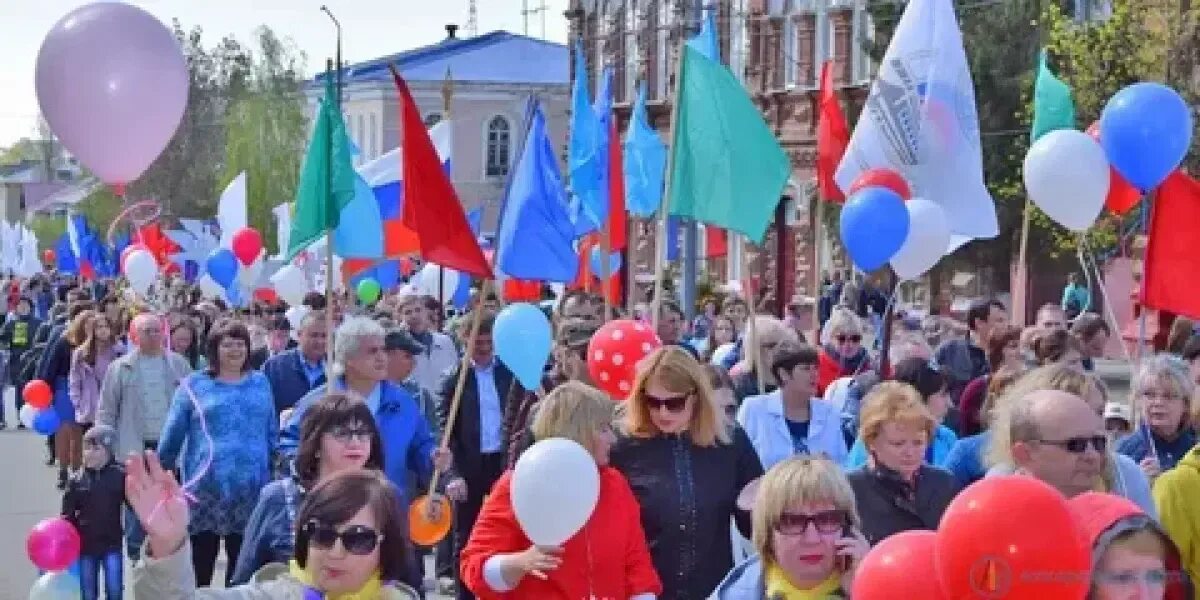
[302, 521, 384, 555]
[1037, 435, 1107, 454]
[776, 509, 848, 535]
[644, 393, 690, 413]
[835, 334, 863, 344]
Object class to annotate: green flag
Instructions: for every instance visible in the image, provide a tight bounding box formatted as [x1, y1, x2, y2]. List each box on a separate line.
[667, 45, 790, 245]
[287, 76, 357, 260]
[1031, 49, 1075, 141]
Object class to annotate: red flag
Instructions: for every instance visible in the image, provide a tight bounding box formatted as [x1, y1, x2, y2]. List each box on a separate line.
[390, 66, 492, 279]
[137, 224, 181, 274]
[817, 60, 850, 203]
[502, 278, 542, 302]
[1143, 170, 1200, 319]
[705, 224, 727, 258]
[607, 118, 627, 251]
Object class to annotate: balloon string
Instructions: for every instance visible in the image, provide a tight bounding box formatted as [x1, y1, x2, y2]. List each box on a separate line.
[146, 377, 214, 524]
[106, 199, 162, 247]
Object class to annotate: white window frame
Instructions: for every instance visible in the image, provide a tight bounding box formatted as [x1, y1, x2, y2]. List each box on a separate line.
[783, 15, 798, 89]
[851, 0, 873, 85]
[483, 114, 512, 179]
[355, 114, 365, 165]
[625, 0, 639, 100]
[729, 0, 748, 83]
[654, 0, 670, 100]
[369, 113, 378, 159]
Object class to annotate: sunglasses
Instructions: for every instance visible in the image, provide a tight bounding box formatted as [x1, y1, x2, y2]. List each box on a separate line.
[835, 334, 863, 344]
[302, 521, 384, 555]
[1037, 435, 1107, 454]
[644, 393, 690, 413]
[329, 426, 372, 443]
[776, 509, 848, 535]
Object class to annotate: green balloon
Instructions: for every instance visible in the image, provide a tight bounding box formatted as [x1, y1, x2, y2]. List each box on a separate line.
[357, 278, 382, 304]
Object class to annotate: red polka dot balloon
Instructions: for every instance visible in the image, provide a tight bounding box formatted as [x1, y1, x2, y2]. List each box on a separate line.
[587, 319, 663, 400]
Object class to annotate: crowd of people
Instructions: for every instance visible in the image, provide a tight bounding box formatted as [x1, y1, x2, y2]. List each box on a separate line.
[7, 269, 1200, 599]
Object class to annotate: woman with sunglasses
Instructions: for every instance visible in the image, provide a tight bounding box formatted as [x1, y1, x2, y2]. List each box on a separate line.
[128, 455, 420, 599]
[231, 392, 388, 585]
[712, 457, 869, 598]
[816, 308, 874, 397]
[610, 346, 765, 599]
[460, 381, 661, 598]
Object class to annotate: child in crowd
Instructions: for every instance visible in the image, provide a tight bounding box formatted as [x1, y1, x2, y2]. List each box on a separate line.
[61, 425, 126, 600]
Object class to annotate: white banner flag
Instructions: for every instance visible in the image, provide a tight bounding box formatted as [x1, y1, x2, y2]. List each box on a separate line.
[217, 172, 248, 249]
[835, 0, 997, 249]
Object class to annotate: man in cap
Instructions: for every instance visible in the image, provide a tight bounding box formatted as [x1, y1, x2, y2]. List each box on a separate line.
[386, 328, 437, 433]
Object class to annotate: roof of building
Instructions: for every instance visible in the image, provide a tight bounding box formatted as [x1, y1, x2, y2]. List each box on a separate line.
[313, 30, 568, 88]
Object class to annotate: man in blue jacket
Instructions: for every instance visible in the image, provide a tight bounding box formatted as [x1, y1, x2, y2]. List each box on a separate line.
[261, 310, 328, 415]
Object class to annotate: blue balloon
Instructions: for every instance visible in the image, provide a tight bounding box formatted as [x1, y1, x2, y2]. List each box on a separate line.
[493, 303, 553, 390]
[1099, 82, 1193, 191]
[32, 408, 60, 436]
[205, 248, 239, 288]
[588, 247, 622, 277]
[839, 187, 910, 272]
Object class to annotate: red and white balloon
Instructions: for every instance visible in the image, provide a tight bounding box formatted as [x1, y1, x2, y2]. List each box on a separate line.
[587, 319, 662, 400]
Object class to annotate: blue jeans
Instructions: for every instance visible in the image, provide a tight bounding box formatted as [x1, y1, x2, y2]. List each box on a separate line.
[79, 551, 122, 600]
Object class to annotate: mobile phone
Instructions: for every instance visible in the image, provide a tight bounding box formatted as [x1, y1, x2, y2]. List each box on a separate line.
[838, 525, 854, 571]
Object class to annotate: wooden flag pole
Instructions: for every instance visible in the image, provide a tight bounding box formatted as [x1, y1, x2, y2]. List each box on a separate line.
[651, 38, 687, 331]
[602, 214, 613, 322]
[811, 198, 825, 344]
[1015, 197, 1033, 325]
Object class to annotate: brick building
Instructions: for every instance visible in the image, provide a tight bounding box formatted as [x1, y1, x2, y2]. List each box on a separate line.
[568, 0, 874, 313]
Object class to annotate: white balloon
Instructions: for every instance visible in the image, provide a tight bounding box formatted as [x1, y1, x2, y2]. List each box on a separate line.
[124, 249, 158, 297]
[1024, 129, 1109, 232]
[285, 305, 311, 330]
[416, 264, 460, 304]
[890, 197, 952, 280]
[19, 403, 38, 429]
[237, 256, 265, 290]
[270, 264, 309, 306]
[511, 438, 600, 546]
[197, 275, 225, 300]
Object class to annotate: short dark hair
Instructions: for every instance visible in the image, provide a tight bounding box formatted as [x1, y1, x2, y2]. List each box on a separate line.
[476, 314, 496, 336]
[1071, 313, 1111, 341]
[769, 343, 819, 382]
[967, 300, 1005, 332]
[295, 392, 384, 485]
[294, 470, 409, 581]
[985, 325, 1022, 371]
[302, 292, 327, 310]
[1031, 329, 1084, 365]
[892, 357, 947, 402]
[203, 318, 253, 375]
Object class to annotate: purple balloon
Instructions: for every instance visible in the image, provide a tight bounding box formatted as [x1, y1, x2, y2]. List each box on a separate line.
[35, 2, 188, 185]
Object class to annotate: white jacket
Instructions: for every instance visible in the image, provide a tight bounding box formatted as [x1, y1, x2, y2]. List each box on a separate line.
[410, 331, 459, 397]
[737, 389, 848, 470]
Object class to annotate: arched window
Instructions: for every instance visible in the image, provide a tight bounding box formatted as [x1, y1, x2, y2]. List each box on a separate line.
[424, 112, 443, 128]
[485, 116, 511, 178]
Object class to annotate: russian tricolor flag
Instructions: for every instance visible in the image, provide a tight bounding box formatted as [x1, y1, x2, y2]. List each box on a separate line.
[66, 214, 96, 279]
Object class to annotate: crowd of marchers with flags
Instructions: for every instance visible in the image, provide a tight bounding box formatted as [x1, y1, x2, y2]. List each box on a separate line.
[14, 0, 1200, 599]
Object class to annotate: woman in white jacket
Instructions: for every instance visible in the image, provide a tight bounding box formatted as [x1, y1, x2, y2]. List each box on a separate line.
[738, 343, 848, 470]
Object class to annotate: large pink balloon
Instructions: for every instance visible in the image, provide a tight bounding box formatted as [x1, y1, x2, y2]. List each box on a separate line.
[35, 2, 188, 185]
[25, 516, 81, 572]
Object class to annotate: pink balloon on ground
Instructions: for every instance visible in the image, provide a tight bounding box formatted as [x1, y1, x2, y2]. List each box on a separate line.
[35, 2, 188, 185]
[26, 517, 81, 572]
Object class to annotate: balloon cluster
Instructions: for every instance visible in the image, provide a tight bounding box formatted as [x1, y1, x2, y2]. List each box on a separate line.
[26, 517, 82, 600]
[838, 169, 951, 280]
[852, 476, 1091, 599]
[202, 227, 266, 306]
[20, 381, 60, 436]
[1026, 82, 1192, 231]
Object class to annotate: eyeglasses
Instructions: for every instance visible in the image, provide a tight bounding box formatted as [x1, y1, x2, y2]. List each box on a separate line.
[1036, 435, 1107, 454]
[776, 509, 848, 535]
[329, 426, 372, 443]
[644, 393, 690, 413]
[835, 334, 863, 344]
[1096, 569, 1169, 586]
[302, 521, 383, 555]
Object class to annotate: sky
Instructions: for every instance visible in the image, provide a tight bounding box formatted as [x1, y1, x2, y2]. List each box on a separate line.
[0, 0, 570, 148]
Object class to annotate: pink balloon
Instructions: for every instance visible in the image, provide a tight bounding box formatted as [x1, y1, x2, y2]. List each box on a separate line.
[35, 3, 188, 185]
[25, 517, 81, 572]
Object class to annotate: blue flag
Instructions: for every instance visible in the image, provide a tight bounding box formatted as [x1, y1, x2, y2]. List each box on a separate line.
[666, 216, 682, 261]
[623, 82, 667, 218]
[567, 41, 604, 238]
[688, 8, 720, 62]
[54, 235, 77, 274]
[495, 99, 580, 282]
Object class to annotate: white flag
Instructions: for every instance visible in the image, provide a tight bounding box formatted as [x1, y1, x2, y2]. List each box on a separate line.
[217, 172, 248, 249]
[835, 0, 997, 248]
[271, 203, 292, 260]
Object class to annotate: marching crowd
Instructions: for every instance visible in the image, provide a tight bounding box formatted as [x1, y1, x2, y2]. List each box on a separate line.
[8, 269, 1200, 599]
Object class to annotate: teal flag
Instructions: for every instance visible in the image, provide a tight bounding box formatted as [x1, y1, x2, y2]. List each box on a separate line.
[1031, 49, 1076, 141]
[287, 75, 358, 259]
[666, 45, 790, 244]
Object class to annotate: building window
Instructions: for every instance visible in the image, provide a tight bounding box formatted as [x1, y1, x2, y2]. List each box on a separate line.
[655, 0, 670, 100]
[355, 114, 365, 165]
[851, 2, 873, 84]
[783, 16, 798, 88]
[424, 112, 443, 128]
[369, 113, 378, 159]
[485, 116, 511, 178]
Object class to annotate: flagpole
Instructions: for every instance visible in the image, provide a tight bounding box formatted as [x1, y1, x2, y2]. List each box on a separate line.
[652, 32, 687, 332]
[1015, 197, 1032, 325]
[321, 58, 338, 380]
[811, 196, 825, 343]
[439, 67, 454, 319]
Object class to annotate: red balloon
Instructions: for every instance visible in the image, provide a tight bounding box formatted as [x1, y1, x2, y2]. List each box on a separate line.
[23, 380, 52, 410]
[42, 249, 55, 264]
[26, 517, 81, 572]
[587, 319, 663, 400]
[936, 476, 1090, 599]
[853, 531, 946, 600]
[231, 227, 263, 266]
[253, 287, 279, 304]
[848, 168, 912, 200]
[1086, 122, 1143, 215]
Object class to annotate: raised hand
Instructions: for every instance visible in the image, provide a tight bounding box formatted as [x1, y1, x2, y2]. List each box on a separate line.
[125, 450, 189, 559]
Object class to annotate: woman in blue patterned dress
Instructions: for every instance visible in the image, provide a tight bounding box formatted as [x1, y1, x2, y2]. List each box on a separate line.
[157, 318, 277, 587]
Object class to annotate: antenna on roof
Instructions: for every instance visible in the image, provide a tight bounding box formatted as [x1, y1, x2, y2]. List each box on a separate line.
[521, 0, 548, 38]
[467, 0, 479, 37]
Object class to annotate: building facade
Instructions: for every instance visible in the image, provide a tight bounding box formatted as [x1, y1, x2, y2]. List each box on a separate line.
[571, 0, 872, 312]
[304, 29, 571, 232]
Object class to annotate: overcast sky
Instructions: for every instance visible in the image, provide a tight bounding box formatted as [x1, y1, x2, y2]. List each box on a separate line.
[0, 0, 570, 148]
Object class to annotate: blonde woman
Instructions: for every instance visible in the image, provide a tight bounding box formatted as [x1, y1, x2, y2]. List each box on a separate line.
[1116, 354, 1197, 478]
[817, 307, 874, 397]
[610, 346, 765, 599]
[846, 382, 958, 546]
[712, 457, 869, 598]
[986, 365, 1155, 516]
[730, 316, 799, 401]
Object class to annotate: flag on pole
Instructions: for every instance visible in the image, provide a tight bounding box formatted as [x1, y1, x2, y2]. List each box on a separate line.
[568, 42, 605, 237]
[217, 172, 248, 248]
[817, 60, 850, 202]
[66, 213, 97, 279]
[287, 76, 357, 260]
[389, 65, 492, 279]
[666, 44, 790, 244]
[623, 82, 667, 218]
[596, 71, 627, 251]
[835, 0, 996, 247]
[688, 7, 720, 61]
[1031, 49, 1075, 141]
[1143, 170, 1200, 319]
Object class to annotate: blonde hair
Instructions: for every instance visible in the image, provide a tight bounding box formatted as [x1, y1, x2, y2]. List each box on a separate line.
[980, 366, 1025, 427]
[857, 382, 936, 445]
[751, 457, 860, 566]
[1131, 353, 1197, 429]
[987, 364, 1099, 469]
[623, 346, 730, 447]
[65, 309, 96, 347]
[820, 307, 864, 346]
[531, 382, 616, 450]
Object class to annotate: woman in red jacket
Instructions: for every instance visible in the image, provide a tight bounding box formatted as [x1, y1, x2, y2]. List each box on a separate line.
[460, 381, 662, 599]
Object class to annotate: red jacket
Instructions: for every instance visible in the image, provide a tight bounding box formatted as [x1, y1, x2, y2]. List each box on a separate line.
[817, 349, 877, 396]
[461, 467, 662, 599]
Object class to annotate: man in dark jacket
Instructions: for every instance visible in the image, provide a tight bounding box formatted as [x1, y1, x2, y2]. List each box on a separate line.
[261, 310, 327, 415]
[1, 297, 41, 427]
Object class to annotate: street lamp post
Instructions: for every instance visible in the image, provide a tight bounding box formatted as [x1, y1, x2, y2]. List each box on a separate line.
[320, 5, 344, 107]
